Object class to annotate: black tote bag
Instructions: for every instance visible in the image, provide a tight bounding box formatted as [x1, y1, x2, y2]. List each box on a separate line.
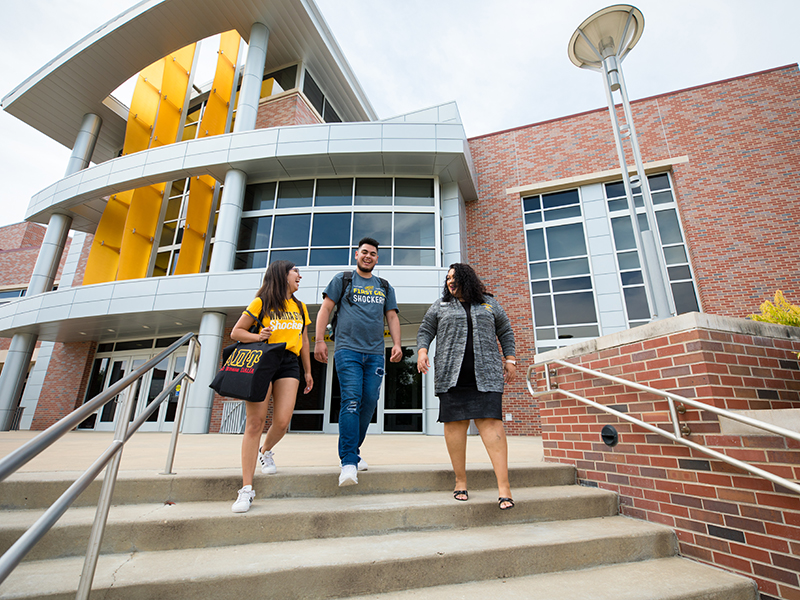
[209, 307, 287, 402]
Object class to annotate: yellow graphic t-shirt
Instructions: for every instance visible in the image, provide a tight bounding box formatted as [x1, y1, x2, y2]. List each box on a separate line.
[244, 298, 310, 356]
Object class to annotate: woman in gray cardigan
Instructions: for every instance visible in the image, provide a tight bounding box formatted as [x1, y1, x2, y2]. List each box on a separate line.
[416, 264, 517, 510]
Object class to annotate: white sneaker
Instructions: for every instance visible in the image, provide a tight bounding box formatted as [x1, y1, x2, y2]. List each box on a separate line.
[357, 458, 368, 471]
[258, 449, 277, 474]
[339, 464, 358, 487]
[232, 486, 255, 513]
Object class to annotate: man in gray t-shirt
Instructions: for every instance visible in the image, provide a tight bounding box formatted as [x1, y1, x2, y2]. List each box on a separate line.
[315, 237, 401, 487]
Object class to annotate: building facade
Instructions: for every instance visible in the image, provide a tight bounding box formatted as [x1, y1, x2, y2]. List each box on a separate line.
[0, 0, 798, 438]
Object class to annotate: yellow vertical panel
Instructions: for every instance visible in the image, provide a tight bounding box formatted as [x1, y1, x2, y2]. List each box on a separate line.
[116, 183, 167, 280]
[122, 60, 166, 155]
[83, 191, 133, 285]
[173, 175, 216, 275]
[198, 31, 240, 138]
[151, 43, 196, 148]
[261, 77, 274, 99]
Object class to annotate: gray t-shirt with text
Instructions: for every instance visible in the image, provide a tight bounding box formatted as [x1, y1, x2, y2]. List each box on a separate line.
[323, 271, 398, 355]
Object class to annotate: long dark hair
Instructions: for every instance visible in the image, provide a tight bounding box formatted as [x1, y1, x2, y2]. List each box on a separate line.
[442, 263, 489, 304]
[255, 260, 299, 315]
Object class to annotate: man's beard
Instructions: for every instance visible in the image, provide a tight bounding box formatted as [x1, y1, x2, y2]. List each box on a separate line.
[358, 261, 375, 273]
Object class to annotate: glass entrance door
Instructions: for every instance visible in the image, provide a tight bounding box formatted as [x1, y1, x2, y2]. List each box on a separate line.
[316, 345, 424, 434]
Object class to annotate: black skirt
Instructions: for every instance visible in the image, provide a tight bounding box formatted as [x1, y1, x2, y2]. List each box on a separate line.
[437, 386, 503, 422]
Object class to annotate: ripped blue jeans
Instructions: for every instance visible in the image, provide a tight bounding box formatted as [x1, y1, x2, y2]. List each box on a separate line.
[335, 349, 385, 467]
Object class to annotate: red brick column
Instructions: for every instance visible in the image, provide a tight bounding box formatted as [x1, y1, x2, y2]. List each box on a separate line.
[536, 314, 800, 600]
[30, 341, 96, 430]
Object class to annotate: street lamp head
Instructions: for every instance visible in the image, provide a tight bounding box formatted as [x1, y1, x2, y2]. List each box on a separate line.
[568, 4, 644, 73]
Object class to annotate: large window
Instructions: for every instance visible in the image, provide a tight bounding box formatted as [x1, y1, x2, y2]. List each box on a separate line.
[523, 189, 599, 353]
[605, 173, 699, 325]
[303, 72, 341, 123]
[236, 177, 438, 269]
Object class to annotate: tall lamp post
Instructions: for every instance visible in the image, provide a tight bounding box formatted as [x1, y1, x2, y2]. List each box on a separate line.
[568, 4, 674, 320]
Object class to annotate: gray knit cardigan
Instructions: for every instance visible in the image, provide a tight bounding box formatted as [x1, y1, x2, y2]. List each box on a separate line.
[416, 296, 516, 394]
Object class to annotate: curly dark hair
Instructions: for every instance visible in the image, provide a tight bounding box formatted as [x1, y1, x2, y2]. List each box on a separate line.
[255, 260, 301, 316]
[442, 263, 489, 304]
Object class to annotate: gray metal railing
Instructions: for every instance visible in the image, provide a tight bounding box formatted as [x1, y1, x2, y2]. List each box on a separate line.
[527, 358, 800, 495]
[0, 332, 200, 598]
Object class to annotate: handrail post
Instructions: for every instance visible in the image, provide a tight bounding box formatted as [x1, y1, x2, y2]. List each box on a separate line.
[667, 398, 682, 438]
[75, 384, 137, 600]
[163, 336, 200, 475]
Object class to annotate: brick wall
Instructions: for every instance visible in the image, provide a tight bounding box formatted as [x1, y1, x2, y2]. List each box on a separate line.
[255, 91, 324, 130]
[30, 341, 96, 430]
[534, 313, 800, 600]
[0, 222, 45, 252]
[467, 65, 800, 436]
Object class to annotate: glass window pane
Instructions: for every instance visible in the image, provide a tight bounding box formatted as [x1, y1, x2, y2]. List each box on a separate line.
[648, 173, 670, 191]
[290, 413, 324, 431]
[544, 206, 582, 221]
[270, 65, 298, 92]
[637, 213, 649, 232]
[656, 209, 684, 245]
[353, 213, 392, 246]
[164, 195, 182, 221]
[651, 190, 673, 205]
[536, 328, 555, 340]
[550, 257, 590, 277]
[277, 180, 313, 208]
[605, 181, 626, 198]
[533, 296, 554, 326]
[395, 179, 434, 206]
[668, 265, 692, 281]
[554, 292, 597, 325]
[542, 189, 579, 209]
[608, 198, 628, 212]
[159, 222, 177, 247]
[557, 324, 599, 339]
[525, 212, 543, 224]
[323, 99, 341, 123]
[621, 270, 644, 286]
[672, 281, 699, 314]
[394, 248, 435, 266]
[303, 71, 324, 115]
[355, 178, 392, 205]
[618, 250, 640, 270]
[526, 229, 546, 261]
[311, 213, 350, 246]
[624, 286, 650, 320]
[663, 245, 688, 265]
[237, 216, 272, 250]
[611, 217, 636, 251]
[272, 214, 310, 247]
[315, 178, 352, 206]
[384, 413, 423, 432]
[531, 281, 550, 294]
[270, 249, 308, 266]
[235, 251, 268, 270]
[244, 182, 276, 211]
[529, 262, 548, 280]
[523, 196, 541, 212]
[384, 347, 422, 410]
[394, 213, 434, 246]
[310, 248, 351, 266]
[552, 277, 592, 293]
[546, 223, 586, 259]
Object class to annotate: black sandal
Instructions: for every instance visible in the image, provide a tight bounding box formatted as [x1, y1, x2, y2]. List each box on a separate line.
[498, 497, 515, 510]
[453, 490, 468, 501]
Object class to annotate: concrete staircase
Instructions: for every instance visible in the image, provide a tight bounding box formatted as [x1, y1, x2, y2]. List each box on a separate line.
[0, 463, 756, 599]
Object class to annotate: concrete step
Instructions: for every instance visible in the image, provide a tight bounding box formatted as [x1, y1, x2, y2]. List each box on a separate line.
[1, 516, 679, 600]
[345, 557, 758, 600]
[1, 484, 617, 561]
[0, 463, 575, 509]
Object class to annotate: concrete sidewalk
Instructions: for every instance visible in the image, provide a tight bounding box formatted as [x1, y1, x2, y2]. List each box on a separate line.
[0, 431, 544, 475]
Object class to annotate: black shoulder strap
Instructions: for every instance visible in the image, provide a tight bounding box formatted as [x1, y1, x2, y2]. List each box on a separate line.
[340, 271, 354, 306]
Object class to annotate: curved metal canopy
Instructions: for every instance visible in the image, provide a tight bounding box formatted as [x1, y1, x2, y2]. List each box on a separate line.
[1, 0, 377, 165]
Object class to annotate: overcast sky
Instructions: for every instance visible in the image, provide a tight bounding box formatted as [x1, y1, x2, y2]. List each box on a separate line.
[1, 0, 798, 229]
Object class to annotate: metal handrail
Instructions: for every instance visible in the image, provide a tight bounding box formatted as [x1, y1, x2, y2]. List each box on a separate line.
[0, 332, 200, 598]
[526, 358, 800, 495]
